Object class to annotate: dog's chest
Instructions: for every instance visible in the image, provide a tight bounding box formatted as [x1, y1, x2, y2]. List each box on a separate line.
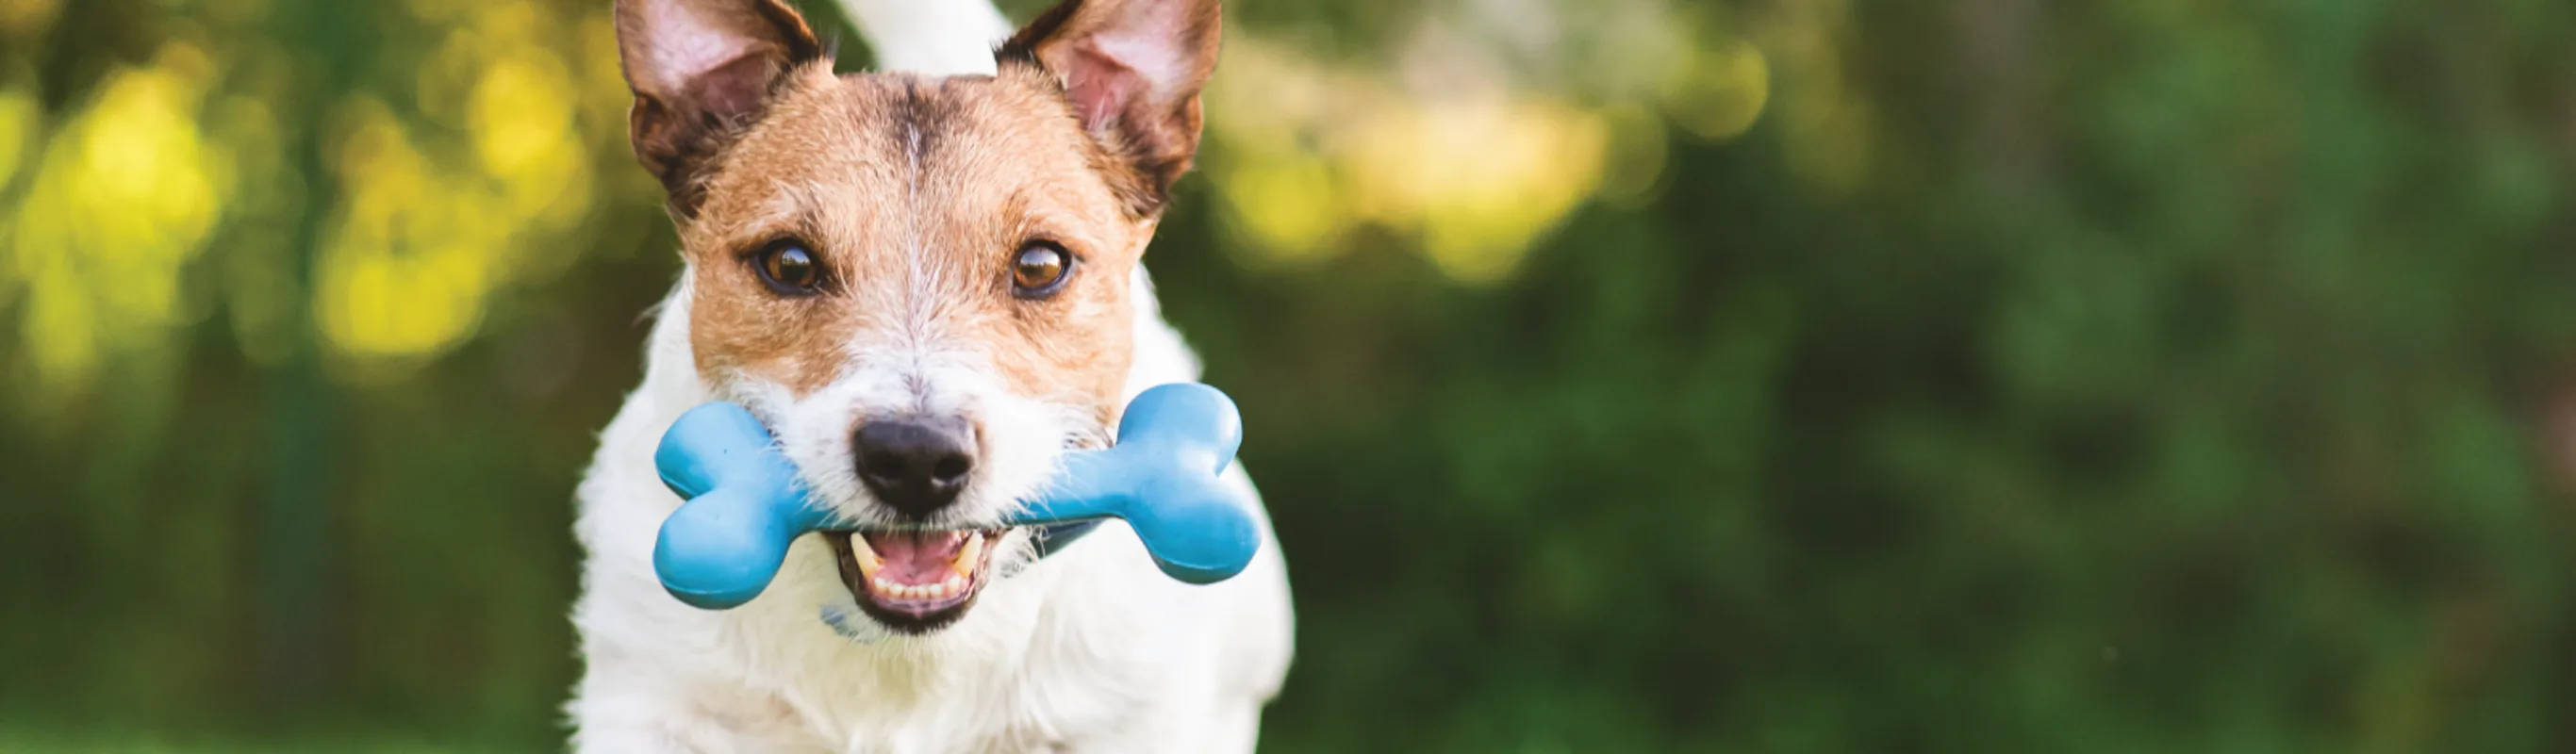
[735, 589, 1175, 752]
[666, 507, 1196, 751]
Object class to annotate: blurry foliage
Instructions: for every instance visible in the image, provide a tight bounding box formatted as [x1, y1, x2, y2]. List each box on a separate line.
[2, 0, 2575, 750]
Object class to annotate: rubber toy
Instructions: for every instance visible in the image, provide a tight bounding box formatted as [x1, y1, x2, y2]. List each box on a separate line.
[652, 383, 1258, 609]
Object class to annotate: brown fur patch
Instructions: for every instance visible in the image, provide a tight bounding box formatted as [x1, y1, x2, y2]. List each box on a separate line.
[678, 64, 1158, 419]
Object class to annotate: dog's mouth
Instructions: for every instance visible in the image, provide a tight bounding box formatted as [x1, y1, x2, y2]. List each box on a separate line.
[825, 528, 1011, 633]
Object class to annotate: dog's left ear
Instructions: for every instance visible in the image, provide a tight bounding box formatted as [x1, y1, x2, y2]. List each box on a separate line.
[999, 0, 1221, 213]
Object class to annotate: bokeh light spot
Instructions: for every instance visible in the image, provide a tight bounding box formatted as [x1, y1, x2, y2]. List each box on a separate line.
[5, 50, 226, 396]
[1662, 40, 1769, 141]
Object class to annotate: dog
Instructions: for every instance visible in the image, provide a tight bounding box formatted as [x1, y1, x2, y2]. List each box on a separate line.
[565, 0, 1294, 749]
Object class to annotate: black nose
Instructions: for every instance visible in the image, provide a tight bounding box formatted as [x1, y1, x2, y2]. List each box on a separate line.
[852, 416, 978, 517]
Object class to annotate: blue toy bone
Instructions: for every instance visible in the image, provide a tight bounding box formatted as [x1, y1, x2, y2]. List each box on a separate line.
[652, 383, 1260, 610]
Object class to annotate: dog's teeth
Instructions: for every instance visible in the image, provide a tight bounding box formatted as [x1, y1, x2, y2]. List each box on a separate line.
[950, 532, 984, 578]
[865, 571, 975, 602]
[850, 535, 884, 578]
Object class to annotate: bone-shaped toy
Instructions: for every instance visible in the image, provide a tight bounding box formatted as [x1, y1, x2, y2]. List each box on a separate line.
[652, 383, 1260, 609]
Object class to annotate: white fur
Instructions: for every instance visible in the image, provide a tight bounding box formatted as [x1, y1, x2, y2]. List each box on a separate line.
[573, 2, 1287, 747]
[835, 0, 1012, 76]
[567, 267, 1293, 753]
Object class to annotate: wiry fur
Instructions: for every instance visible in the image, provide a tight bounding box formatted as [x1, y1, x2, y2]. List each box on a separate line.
[569, 0, 1292, 750]
[568, 272, 1290, 752]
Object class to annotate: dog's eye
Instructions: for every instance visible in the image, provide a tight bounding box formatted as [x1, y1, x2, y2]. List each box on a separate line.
[1012, 241, 1072, 297]
[754, 240, 823, 294]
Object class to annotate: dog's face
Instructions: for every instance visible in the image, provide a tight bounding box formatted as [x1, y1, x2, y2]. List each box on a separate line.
[613, 0, 1218, 633]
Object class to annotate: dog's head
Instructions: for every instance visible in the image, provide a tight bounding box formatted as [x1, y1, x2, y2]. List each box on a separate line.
[613, 0, 1219, 633]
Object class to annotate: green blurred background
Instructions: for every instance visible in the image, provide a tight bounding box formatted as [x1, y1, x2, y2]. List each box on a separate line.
[4, 0, 2575, 750]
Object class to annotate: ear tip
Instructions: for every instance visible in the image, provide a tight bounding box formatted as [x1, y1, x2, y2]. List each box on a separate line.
[750, 0, 826, 59]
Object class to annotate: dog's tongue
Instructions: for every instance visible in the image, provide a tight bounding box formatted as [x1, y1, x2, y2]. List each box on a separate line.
[863, 531, 966, 584]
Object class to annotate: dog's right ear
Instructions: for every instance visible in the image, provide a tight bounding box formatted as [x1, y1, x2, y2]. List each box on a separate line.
[614, 0, 824, 217]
